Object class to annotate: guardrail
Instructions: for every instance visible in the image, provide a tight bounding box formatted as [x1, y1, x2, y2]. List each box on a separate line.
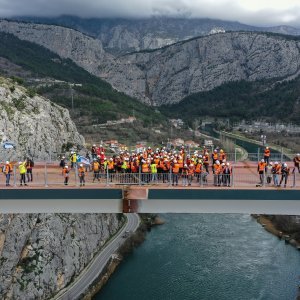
[2, 163, 299, 189]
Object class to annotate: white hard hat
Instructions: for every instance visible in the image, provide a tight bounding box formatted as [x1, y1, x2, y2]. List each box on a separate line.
[80, 163, 83, 167]
[6, 161, 9, 164]
[65, 166, 68, 168]
[216, 161, 220, 165]
[184, 164, 188, 167]
[226, 162, 230, 166]
[275, 161, 278, 164]
[284, 163, 287, 167]
[261, 159, 265, 162]
[19, 161, 22, 164]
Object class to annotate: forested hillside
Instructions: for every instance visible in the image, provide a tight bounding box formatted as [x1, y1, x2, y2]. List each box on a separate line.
[0, 32, 168, 143]
[161, 78, 300, 126]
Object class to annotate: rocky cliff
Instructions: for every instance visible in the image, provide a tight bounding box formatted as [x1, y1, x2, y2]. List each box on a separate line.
[0, 213, 124, 299]
[0, 20, 111, 76]
[99, 32, 300, 105]
[2, 20, 300, 106]
[0, 77, 84, 160]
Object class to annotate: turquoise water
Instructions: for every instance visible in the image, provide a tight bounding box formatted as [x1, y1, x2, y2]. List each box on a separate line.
[94, 214, 300, 300]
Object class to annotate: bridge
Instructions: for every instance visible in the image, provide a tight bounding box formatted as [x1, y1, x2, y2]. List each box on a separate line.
[0, 161, 299, 214]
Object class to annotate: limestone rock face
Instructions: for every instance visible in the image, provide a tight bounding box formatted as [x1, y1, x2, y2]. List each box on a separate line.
[0, 213, 123, 300]
[0, 20, 112, 75]
[0, 77, 84, 160]
[2, 21, 300, 106]
[99, 32, 300, 105]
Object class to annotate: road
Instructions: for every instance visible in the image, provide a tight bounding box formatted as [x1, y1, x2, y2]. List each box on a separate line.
[54, 213, 140, 300]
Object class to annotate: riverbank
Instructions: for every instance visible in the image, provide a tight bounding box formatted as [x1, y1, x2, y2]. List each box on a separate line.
[253, 214, 300, 249]
[83, 214, 162, 300]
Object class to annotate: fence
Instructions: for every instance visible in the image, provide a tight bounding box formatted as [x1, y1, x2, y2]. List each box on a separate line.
[2, 163, 299, 189]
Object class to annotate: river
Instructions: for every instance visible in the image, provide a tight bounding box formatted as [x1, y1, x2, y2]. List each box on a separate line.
[94, 214, 300, 300]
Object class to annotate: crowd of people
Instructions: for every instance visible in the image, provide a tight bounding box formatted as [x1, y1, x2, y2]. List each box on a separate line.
[1, 145, 299, 187]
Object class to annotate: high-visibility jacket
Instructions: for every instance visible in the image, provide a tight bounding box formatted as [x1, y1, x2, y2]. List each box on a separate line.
[163, 161, 170, 171]
[178, 159, 184, 168]
[203, 155, 209, 165]
[258, 162, 266, 172]
[150, 163, 157, 174]
[213, 164, 221, 175]
[3, 163, 12, 174]
[130, 161, 138, 173]
[195, 163, 202, 174]
[121, 161, 127, 170]
[78, 167, 85, 176]
[219, 153, 226, 161]
[172, 163, 180, 174]
[272, 165, 281, 174]
[19, 162, 26, 174]
[212, 153, 218, 160]
[108, 161, 114, 170]
[62, 168, 69, 177]
[264, 149, 270, 157]
[93, 161, 100, 172]
[142, 163, 150, 173]
[181, 167, 189, 176]
[188, 165, 195, 176]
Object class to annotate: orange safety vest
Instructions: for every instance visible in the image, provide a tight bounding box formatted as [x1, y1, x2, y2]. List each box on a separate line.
[108, 161, 114, 170]
[258, 162, 266, 172]
[264, 149, 270, 157]
[172, 163, 180, 174]
[212, 153, 218, 160]
[93, 162, 100, 171]
[213, 164, 221, 175]
[78, 167, 85, 176]
[188, 165, 195, 176]
[195, 163, 202, 174]
[4, 163, 12, 174]
[63, 168, 69, 177]
[142, 163, 150, 173]
[178, 159, 184, 168]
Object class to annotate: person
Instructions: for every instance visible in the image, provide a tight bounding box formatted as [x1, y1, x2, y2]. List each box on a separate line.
[78, 163, 85, 186]
[264, 147, 271, 164]
[150, 160, 158, 183]
[279, 163, 289, 188]
[293, 153, 300, 173]
[222, 162, 232, 187]
[171, 159, 180, 186]
[59, 156, 66, 168]
[62, 165, 70, 185]
[25, 157, 34, 182]
[257, 159, 266, 186]
[188, 163, 195, 186]
[19, 161, 27, 186]
[213, 160, 222, 186]
[3, 161, 13, 186]
[70, 151, 77, 169]
[272, 161, 280, 187]
[265, 161, 273, 185]
[92, 159, 101, 182]
[181, 164, 189, 186]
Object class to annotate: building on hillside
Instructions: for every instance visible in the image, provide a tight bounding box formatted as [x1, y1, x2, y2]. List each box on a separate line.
[185, 140, 200, 148]
[171, 138, 185, 147]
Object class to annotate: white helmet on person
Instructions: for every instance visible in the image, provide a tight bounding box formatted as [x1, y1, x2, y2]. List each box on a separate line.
[80, 163, 83, 167]
[6, 161, 9, 164]
[261, 159, 265, 163]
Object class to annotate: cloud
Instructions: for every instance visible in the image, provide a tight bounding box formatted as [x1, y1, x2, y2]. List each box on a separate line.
[1, 0, 300, 27]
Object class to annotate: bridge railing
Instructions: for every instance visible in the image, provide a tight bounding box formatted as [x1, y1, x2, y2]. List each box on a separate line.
[2, 163, 299, 189]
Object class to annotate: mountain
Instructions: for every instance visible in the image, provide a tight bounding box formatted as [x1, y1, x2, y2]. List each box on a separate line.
[0, 76, 84, 160]
[12, 15, 300, 54]
[2, 20, 300, 107]
[0, 31, 169, 144]
[0, 213, 123, 299]
[98, 31, 300, 106]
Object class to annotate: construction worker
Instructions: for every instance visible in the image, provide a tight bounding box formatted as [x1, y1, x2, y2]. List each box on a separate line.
[62, 165, 70, 185]
[3, 161, 13, 186]
[279, 163, 289, 188]
[70, 151, 77, 169]
[141, 160, 150, 183]
[59, 156, 66, 168]
[171, 159, 180, 186]
[219, 149, 226, 164]
[257, 159, 266, 186]
[212, 149, 218, 169]
[181, 164, 189, 186]
[92, 159, 101, 182]
[25, 157, 34, 182]
[213, 160, 222, 186]
[19, 161, 27, 186]
[264, 147, 271, 164]
[272, 161, 281, 187]
[150, 160, 158, 183]
[78, 163, 85, 186]
[265, 162, 273, 185]
[188, 162, 195, 186]
[203, 152, 209, 173]
[293, 154, 300, 173]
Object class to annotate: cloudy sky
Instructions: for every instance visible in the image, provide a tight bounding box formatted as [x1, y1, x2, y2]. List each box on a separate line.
[1, 0, 300, 27]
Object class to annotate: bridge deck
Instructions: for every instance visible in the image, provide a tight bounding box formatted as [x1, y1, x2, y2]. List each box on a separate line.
[1, 162, 299, 214]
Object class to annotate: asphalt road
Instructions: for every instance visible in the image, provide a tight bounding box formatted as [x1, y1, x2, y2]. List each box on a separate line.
[55, 213, 140, 300]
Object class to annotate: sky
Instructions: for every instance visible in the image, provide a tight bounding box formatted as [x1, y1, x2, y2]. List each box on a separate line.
[1, 0, 300, 27]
